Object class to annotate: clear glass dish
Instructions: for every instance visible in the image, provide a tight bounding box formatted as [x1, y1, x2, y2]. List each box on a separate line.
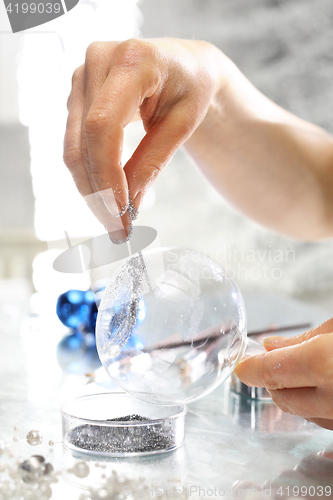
[61, 392, 187, 457]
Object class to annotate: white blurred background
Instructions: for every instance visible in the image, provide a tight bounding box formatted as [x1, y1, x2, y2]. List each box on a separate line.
[0, 0, 332, 312]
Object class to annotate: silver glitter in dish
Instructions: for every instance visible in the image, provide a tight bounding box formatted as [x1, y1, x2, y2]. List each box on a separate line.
[68, 415, 175, 454]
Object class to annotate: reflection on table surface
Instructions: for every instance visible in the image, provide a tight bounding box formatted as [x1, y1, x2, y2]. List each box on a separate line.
[0, 289, 332, 499]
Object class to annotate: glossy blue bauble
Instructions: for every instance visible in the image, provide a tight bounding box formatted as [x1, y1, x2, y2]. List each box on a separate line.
[56, 330, 100, 375]
[56, 289, 95, 328]
[86, 300, 98, 334]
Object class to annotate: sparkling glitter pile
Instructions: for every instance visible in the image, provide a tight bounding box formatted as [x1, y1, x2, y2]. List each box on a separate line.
[68, 414, 175, 454]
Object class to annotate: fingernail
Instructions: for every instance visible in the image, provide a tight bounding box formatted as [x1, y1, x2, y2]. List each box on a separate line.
[128, 192, 143, 221]
[100, 190, 128, 218]
[108, 223, 133, 245]
[263, 336, 286, 348]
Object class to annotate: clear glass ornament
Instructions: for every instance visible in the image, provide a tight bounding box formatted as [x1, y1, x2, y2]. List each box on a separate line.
[96, 247, 249, 405]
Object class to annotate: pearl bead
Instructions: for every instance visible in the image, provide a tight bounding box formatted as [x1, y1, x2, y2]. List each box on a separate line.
[96, 489, 109, 499]
[13, 426, 20, 433]
[38, 483, 52, 500]
[12, 436, 19, 443]
[48, 440, 54, 447]
[71, 461, 90, 478]
[26, 430, 43, 446]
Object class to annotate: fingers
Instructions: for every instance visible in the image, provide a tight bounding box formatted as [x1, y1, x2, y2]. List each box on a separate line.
[82, 190, 132, 244]
[64, 61, 131, 242]
[83, 40, 161, 216]
[64, 64, 93, 197]
[264, 317, 333, 351]
[234, 333, 333, 390]
[82, 42, 129, 217]
[309, 418, 333, 431]
[269, 386, 333, 420]
[124, 101, 199, 201]
[65, 38, 215, 233]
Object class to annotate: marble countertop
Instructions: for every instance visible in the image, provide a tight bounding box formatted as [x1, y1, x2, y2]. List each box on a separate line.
[0, 288, 332, 499]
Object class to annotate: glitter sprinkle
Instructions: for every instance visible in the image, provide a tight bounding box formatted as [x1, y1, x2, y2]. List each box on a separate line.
[67, 414, 175, 454]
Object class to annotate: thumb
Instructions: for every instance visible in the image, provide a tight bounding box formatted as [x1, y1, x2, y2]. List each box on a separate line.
[263, 316, 333, 351]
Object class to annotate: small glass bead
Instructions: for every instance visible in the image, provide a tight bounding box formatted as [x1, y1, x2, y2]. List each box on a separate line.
[71, 461, 90, 478]
[12, 436, 19, 443]
[26, 430, 43, 446]
[13, 426, 20, 433]
[48, 440, 54, 447]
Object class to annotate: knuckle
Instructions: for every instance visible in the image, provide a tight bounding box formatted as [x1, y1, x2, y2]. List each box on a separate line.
[85, 110, 110, 134]
[260, 354, 281, 390]
[63, 145, 82, 170]
[312, 334, 333, 382]
[71, 65, 84, 87]
[115, 39, 152, 68]
[85, 41, 107, 67]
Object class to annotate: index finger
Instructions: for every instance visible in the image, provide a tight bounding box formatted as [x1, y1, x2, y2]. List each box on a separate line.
[264, 316, 333, 351]
[84, 43, 161, 215]
[234, 333, 327, 390]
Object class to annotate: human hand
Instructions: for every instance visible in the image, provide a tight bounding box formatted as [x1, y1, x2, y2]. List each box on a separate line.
[64, 38, 224, 241]
[234, 317, 333, 430]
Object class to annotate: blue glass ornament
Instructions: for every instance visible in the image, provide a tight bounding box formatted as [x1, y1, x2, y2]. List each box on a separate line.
[86, 300, 98, 334]
[56, 330, 100, 375]
[56, 289, 95, 328]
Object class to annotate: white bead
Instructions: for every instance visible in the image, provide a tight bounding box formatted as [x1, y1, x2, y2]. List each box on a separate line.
[48, 440, 54, 447]
[26, 430, 43, 446]
[13, 425, 20, 433]
[38, 483, 52, 500]
[96, 489, 109, 499]
[71, 461, 90, 478]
